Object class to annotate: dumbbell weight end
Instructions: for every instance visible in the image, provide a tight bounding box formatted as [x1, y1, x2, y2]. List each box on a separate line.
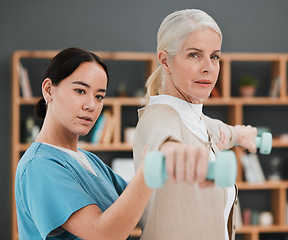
[255, 132, 272, 155]
[144, 151, 168, 188]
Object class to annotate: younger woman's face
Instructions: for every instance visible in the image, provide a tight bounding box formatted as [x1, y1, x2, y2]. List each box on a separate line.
[49, 61, 107, 137]
[164, 28, 221, 103]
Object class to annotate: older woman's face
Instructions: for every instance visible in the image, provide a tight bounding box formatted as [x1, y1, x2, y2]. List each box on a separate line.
[165, 28, 221, 103]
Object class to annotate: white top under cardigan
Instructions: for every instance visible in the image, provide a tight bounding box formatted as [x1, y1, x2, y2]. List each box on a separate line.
[149, 95, 235, 240]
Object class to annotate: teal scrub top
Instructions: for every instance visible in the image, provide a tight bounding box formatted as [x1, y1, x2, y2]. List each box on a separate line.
[15, 142, 130, 240]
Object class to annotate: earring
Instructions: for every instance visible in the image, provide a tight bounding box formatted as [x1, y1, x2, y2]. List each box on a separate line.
[45, 99, 48, 105]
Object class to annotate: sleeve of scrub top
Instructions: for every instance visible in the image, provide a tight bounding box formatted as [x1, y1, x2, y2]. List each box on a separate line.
[19, 156, 96, 239]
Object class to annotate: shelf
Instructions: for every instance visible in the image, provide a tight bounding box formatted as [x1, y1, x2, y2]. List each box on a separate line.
[17, 143, 133, 152]
[17, 138, 288, 153]
[205, 97, 288, 106]
[273, 138, 288, 148]
[13, 50, 158, 62]
[78, 142, 133, 151]
[236, 225, 288, 234]
[237, 181, 288, 190]
[18, 96, 143, 106]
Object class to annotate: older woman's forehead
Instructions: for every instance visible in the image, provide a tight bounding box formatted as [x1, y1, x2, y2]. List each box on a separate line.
[180, 29, 221, 52]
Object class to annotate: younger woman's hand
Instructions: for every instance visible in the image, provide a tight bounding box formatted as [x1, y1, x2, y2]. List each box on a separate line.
[160, 141, 212, 187]
[235, 125, 257, 153]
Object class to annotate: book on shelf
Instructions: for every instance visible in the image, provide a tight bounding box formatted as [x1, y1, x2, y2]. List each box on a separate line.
[240, 153, 265, 183]
[102, 114, 116, 144]
[242, 208, 252, 226]
[18, 63, 33, 98]
[242, 208, 261, 226]
[99, 110, 115, 144]
[91, 110, 114, 144]
[269, 76, 280, 98]
[91, 112, 107, 144]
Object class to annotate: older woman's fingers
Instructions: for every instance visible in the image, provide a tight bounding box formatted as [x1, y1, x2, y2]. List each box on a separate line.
[175, 145, 186, 182]
[185, 146, 197, 183]
[195, 147, 209, 183]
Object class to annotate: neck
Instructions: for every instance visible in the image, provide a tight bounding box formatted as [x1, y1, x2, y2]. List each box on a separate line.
[163, 78, 203, 104]
[164, 88, 202, 104]
[35, 116, 79, 152]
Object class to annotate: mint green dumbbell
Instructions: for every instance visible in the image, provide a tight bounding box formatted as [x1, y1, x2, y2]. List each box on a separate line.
[235, 132, 272, 154]
[255, 132, 272, 155]
[144, 150, 237, 188]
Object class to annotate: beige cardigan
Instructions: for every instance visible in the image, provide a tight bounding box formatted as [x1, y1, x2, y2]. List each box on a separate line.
[133, 104, 239, 240]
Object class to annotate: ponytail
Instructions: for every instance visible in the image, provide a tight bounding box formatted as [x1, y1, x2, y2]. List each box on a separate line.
[35, 97, 47, 119]
[144, 66, 163, 105]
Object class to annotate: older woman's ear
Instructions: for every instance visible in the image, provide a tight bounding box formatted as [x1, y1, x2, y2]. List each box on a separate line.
[158, 50, 171, 74]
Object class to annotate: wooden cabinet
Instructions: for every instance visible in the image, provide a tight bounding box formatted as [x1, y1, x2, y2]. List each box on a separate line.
[11, 51, 288, 240]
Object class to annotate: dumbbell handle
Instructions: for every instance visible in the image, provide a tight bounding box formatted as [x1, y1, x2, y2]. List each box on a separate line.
[144, 150, 237, 188]
[235, 132, 272, 155]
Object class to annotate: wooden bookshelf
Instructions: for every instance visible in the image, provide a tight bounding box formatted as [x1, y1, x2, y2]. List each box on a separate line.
[11, 51, 288, 240]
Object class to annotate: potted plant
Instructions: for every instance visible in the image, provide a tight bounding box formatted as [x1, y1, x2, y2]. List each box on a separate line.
[238, 75, 259, 97]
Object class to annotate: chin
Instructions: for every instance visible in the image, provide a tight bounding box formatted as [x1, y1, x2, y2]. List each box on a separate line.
[79, 131, 90, 136]
[198, 91, 212, 100]
[77, 129, 91, 136]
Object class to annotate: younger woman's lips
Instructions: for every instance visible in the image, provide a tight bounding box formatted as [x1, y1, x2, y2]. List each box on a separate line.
[78, 116, 92, 125]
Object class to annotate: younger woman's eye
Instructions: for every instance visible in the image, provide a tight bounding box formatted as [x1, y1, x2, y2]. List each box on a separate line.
[96, 95, 105, 100]
[75, 89, 86, 94]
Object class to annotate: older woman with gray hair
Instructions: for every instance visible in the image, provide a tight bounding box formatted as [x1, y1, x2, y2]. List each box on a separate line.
[134, 9, 257, 240]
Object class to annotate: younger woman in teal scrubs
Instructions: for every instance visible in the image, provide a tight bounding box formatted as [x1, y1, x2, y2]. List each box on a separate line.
[15, 47, 155, 240]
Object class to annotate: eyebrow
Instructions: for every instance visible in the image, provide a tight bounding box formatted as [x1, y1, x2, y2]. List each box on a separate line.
[72, 81, 90, 88]
[186, 48, 221, 53]
[72, 81, 106, 93]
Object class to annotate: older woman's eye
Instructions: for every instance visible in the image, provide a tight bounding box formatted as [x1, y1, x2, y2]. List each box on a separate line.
[188, 52, 198, 58]
[211, 54, 220, 60]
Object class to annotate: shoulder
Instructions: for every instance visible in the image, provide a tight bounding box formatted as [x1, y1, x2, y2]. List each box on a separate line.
[16, 142, 69, 180]
[203, 115, 223, 127]
[138, 104, 181, 121]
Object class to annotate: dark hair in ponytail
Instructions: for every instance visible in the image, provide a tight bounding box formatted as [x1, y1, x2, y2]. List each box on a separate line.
[35, 47, 109, 119]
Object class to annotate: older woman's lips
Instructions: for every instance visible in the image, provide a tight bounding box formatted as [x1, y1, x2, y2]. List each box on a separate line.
[195, 80, 212, 86]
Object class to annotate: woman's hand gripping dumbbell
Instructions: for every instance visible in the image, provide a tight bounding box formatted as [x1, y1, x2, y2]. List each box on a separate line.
[234, 131, 272, 154]
[233, 125, 272, 154]
[144, 149, 237, 188]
